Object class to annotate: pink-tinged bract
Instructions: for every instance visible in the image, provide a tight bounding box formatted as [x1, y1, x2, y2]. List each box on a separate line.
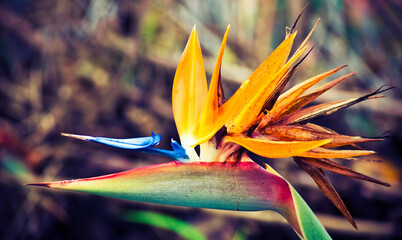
[29, 155, 330, 239]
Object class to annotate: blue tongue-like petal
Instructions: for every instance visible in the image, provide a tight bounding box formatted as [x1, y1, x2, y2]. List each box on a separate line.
[61, 132, 161, 149]
[61, 132, 189, 161]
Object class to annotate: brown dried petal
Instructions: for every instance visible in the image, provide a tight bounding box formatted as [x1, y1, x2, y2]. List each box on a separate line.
[300, 157, 390, 186]
[294, 157, 357, 229]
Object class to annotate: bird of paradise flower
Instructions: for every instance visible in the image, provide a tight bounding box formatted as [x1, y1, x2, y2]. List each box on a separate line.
[28, 13, 391, 240]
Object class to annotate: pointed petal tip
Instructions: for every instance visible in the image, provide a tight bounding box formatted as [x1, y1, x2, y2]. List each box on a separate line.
[26, 182, 51, 188]
[350, 216, 358, 230]
[329, 65, 348, 72]
[290, 3, 310, 33]
[383, 182, 392, 187]
[61, 133, 93, 141]
[189, 25, 198, 38]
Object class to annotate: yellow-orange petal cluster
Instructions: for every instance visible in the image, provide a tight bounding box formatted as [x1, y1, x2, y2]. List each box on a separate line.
[171, 17, 390, 228]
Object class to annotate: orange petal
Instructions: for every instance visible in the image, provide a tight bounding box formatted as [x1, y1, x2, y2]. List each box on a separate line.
[303, 123, 334, 133]
[264, 125, 380, 148]
[172, 26, 208, 146]
[277, 87, 389, 125]
[272, 65, 346, 115]
[203, 25, 230, 114]
[294, 19, 320, 55]
[225, 33, 297, 129]
[248, 32, 297, 89]
[226, 135, 331, 158]
[297, 147, 375, 158]
[323, 136, 380, 148]
[194, 25, 230, 145]
[276, 99, 353, 125]
[281, 72, 357, 116]
[228, 36, 307, 134]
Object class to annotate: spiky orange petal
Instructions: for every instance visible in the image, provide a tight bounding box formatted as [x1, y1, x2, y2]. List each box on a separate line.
[297, 147, 375, 158]
[281, 72, 357, 116]
[262, 66, 347, 126]
[264, 125, 380, 148]
[228, 41, 307, 134]
[226, 136, 332, 158]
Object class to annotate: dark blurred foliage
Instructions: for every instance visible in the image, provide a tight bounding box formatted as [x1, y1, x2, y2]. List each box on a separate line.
[0, 0, 401, 239]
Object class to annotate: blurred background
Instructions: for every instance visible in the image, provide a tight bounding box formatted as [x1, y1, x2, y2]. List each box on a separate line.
[0, 0, 401, 239]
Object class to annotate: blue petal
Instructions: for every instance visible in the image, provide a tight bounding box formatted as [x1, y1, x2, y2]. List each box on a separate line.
[62, 132, 189, 161]
[62, 132, 161, 149]
[135, 139, 189, 161]
[170, 140, 189, 161]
